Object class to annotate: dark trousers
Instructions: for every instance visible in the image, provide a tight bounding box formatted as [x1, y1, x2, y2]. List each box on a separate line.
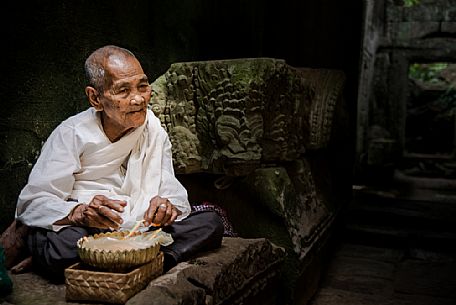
[27, 210, 224, 282]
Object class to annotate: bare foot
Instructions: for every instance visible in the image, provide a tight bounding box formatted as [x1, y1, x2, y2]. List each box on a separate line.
[11, 256, 32, 274]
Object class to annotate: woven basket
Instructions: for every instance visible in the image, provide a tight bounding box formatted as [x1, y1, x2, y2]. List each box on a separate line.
[77, 231, 161, 272]
[65, 252, 163, 304]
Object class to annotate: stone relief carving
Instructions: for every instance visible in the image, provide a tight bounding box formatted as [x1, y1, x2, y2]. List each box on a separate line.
[148, 58, 347, 304]
[298, 68, 346, 150]
[193, 61, 266, 175]
[149, 58, 340, 175]
[150, 67, 201, 173]
[260, 63, 312, 162]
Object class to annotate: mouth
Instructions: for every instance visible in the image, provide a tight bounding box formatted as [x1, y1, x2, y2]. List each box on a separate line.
[129, 108, 146, 114]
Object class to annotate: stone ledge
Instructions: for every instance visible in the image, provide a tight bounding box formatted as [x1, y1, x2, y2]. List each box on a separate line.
[2, 237, 285, 305]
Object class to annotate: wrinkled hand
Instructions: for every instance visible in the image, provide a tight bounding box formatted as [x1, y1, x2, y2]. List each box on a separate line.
[68, 195, 126, 229]
[144, 196, 182, 227]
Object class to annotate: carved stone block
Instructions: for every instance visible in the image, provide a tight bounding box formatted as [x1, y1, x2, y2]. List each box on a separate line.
[240, 166, 330, 259]
[150, 58, 345, 175]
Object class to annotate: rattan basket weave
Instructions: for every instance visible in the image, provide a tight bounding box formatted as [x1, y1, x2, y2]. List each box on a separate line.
[77, 231, 161, 272]
[65, 251, 163, 304]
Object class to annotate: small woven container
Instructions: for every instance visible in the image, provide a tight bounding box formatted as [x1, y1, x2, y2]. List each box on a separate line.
[65, 252, 163, 304]
[77, 231, 160, 272]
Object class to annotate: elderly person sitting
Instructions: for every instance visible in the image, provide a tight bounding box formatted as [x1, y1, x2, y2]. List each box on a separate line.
[12, 45, 223, 280]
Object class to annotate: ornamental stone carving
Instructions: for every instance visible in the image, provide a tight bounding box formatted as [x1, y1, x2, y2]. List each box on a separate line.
[149, 58, 348, 304]
[149, 58, 345, 176]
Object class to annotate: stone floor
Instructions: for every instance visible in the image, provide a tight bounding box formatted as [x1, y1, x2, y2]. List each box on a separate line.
[309, 174, 456, 305]
[309, 242, 456, 305]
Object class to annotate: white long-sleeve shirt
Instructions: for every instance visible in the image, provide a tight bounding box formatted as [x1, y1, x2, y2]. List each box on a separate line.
[16, 107, 190, 231]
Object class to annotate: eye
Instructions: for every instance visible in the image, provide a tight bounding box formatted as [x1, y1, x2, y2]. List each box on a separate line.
[139, 84, 150, 92]
[118, 88, 129, 95]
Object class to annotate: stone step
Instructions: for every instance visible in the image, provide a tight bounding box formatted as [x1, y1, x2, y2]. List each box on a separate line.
[310, 254, 456, 305]
[393, 169, 456, 191]
[343, 223, 456, 252]
[352, 183, 456, 204]
[2, 237, 285, 305]
[345, 186, 456, 247]
[345, 201, 455, 233]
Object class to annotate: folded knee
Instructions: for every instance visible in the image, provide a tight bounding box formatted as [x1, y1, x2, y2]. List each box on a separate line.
[202, 211, 224, 242]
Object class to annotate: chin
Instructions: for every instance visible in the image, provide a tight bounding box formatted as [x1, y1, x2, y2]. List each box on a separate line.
[131, 111, 146, 127]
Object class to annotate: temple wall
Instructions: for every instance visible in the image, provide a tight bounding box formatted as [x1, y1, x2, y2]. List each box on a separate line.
[356, 0, 456, 181]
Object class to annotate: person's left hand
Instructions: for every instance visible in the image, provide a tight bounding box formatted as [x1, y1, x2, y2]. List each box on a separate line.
[144, 196, 182, 227]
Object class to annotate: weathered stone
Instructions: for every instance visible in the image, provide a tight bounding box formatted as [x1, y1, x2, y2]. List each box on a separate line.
[335, 243, 404, 263]
[394, 259, 456, 298]
[0, 166, 32, 233]
[182, 237, 285, 304]
[240, 166, 329, 259]
[311, 215, 456, 305]
[401, 3, 449, 21]
[444, 5, 456, 21]
[323, 256, 395, 296]
[297, 68, 346, 150]
[150, 57, 351, 304]
[130, 237, 286, 305]
[134, 238, 284, 305]
[441, 22, 456, 33]
[389, 21, 440, 42]
[127, 263, 206, 305]
[3, 272, 70, 305]
[310, 288, 388, 305]
[3, 238, 285, 305]
[150, 58, 344, 175]
[386, 0, 456, 23]
[357, 0, 456, 177]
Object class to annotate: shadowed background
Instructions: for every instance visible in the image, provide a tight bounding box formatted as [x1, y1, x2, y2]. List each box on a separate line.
[0, 0, 362, 231]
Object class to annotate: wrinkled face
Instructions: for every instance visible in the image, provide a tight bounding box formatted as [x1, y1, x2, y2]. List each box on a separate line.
[97, 54, 151, 136]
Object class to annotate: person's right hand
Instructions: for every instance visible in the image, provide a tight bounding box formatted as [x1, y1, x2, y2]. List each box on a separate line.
[68, 195, 126, 229]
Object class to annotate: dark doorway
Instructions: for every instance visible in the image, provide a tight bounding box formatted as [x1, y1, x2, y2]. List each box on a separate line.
[402, 62, 456, 178]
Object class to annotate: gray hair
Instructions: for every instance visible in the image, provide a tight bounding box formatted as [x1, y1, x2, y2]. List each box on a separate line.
[84, 45, 136, 92]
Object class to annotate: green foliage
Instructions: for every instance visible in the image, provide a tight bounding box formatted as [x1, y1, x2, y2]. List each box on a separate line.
[0, 246, 13, 296]
[409, 63, 448, 83]
[403, 0, 421, 7]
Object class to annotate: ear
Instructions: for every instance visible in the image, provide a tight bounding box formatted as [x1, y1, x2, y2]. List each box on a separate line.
[86, 86, 103, 111]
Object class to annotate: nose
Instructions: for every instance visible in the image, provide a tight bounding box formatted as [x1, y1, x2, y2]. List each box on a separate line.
[130, 94, 144, 105]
